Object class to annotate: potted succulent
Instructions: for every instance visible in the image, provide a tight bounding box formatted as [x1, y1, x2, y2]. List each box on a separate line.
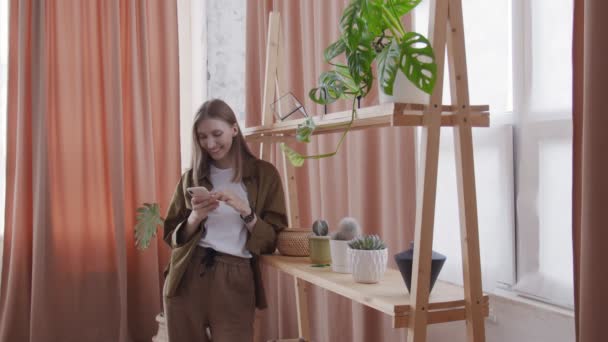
[281, 0, 437, 167]
[309, 219, 332, 266]
[348, 234, 388, 283]
[330, 217, 362, 273]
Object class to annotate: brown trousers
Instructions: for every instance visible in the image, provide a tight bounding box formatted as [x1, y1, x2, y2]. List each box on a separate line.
[164, 246, 256, 342]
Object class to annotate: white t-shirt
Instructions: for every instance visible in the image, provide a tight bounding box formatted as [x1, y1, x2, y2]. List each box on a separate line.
[198, 165, 252, 258]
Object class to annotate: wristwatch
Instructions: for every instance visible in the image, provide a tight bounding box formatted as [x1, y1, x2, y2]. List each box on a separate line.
[240, 206, 256, 224]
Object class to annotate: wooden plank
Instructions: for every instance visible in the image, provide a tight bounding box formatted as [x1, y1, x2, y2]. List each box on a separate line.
[258, 142, 264, 159]
[395, 112, 489, 127]
[260, 256, 489, 319]
[248, 102, 489, 132]
[243, 103, 490, 138]
[261, 12, 280, 128]
[408, 0, 450, 341]
[247, 135, 295, 143]
[393, 302, 489, 328]
[276, 18, 287, 117]
[256, 136, 275, 161]
[278, 15, 300, 229]
[282, 155, 301, 228]
[426, 304, 489, 325]
[245, 102, 489, 132]
[447, 0, 486, 341]
[294, 277, 311, 341]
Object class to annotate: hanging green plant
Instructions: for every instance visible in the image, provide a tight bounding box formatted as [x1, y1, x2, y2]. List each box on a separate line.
[284, 0, 437, 167]
[296, 117, 316, 143]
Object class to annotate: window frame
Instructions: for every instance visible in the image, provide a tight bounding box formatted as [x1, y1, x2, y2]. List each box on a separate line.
[511, 0, 574, 308]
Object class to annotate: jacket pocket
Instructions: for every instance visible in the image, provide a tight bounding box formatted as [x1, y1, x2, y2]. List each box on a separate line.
[164, 240, 198, 297]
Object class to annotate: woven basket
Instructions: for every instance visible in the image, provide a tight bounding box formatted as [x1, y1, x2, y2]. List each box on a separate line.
[277, 228, 311, 256]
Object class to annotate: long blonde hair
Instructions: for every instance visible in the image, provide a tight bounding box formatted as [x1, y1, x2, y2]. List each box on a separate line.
[191, 99, 256, 185]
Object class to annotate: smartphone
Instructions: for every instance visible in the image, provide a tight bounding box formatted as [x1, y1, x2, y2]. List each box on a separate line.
[186, 186, 211, 199]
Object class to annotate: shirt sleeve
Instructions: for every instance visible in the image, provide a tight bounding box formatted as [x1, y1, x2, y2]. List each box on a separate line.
[163, 173, 202, 248]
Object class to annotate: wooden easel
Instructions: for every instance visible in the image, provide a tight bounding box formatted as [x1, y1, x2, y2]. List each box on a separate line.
[260, 12, 301, 229]
[245, 1, 488, 341]
[407, 0, 486, 341]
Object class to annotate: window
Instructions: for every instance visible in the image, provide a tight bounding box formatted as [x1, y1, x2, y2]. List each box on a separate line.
[178, 0, 247, 171]
[414, 0, 517, 295]
[206, 0, 246, 122]
[512, 0, 573, 308]
[414, 0, 573, 308]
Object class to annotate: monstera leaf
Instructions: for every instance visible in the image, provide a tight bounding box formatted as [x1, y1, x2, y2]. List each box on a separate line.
[400, 32, 437, 94]
[389, 0, 423, 20]
[324, 39, 346, 63]
[377, 40, 402, 95]
[135, 203, 164, 250]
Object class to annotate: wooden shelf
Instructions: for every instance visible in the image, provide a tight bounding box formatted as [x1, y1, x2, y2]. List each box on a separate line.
[244, 102, 489, 140]
[261, 255, 489, 328]
[257, 2, 490, 339]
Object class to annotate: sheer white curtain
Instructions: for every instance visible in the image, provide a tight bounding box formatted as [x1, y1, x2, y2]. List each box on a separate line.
[512, 0, 573, 308]
[414, 0, 574, 308]
[177, 0, 208, 171]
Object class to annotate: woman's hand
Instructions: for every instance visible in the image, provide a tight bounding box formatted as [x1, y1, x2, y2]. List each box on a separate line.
[213, 190, 251, 216]
[188, 195, 220, 225]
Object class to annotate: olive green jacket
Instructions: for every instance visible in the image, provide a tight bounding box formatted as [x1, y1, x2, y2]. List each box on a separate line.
[162, 157, 287, 309]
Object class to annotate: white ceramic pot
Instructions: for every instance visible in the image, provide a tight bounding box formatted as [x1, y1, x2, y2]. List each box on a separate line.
[329, 240, 352, 273]
[377, 72, 429, 105]
[348, 248, 388, 284]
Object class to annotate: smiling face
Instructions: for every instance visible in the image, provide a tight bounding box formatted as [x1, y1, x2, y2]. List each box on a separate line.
[196, 118, 238, 167]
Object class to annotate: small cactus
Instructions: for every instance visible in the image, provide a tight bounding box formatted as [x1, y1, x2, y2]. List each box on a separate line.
[348, 234, 386, 250]
[312, 219, 329, 236]
[333, 217, 361, 241]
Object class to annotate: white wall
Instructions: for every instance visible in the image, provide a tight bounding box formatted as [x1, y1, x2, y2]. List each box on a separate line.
[206, 0, 247, 120]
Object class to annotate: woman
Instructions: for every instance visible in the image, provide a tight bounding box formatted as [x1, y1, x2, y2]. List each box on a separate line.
[162, 99, 287, 342]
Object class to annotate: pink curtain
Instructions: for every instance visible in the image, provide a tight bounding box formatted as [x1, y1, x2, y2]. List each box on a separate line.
[572, 0, 608, 341]
[245, 1, 417, 341]
[0, 1, 180, 341]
